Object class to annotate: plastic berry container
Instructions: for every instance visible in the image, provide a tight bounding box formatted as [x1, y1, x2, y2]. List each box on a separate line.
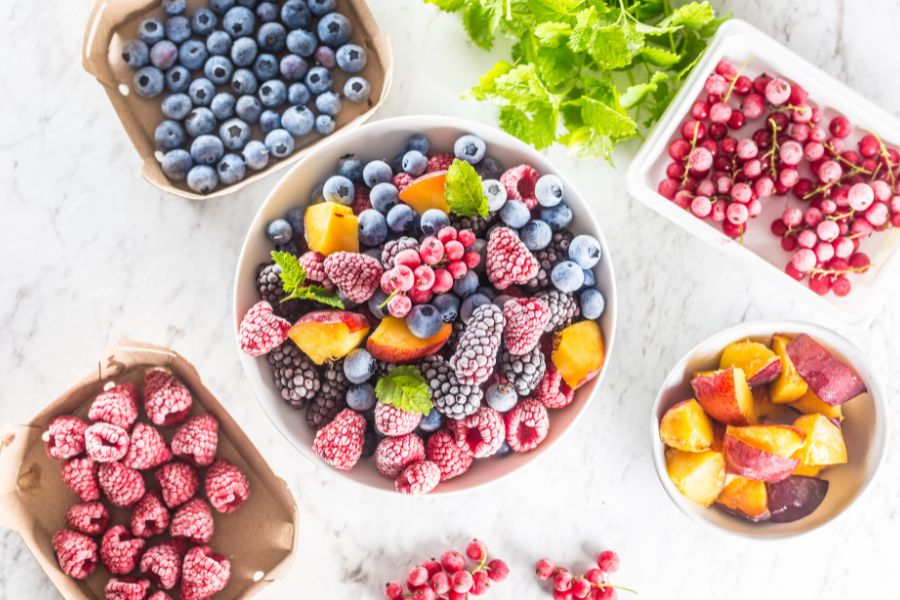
[626, 19, 900, 328]
[233, 115, 618, 494]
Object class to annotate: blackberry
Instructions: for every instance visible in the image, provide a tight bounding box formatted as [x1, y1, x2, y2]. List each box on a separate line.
[381, 236, 419, 269]
[306, 361, 348, 430]
[267, 341, 320, 409]
[449, 304, 505, 385]
[256, 262, 304, 320]
[421, 356, 482, 419]
[498, 345, 546, 396]
[535, 289, 580, 333]
[525, 230, 573, 290]
[450, 213, 492, 237]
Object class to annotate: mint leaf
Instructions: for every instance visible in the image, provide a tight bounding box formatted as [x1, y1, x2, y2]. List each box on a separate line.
[375, 366, 432, 415]
[294, 285, 345, 309]
[445, 159, 489, 217]
[462, 0, 503, 49]
[271, 251, 306, 294]
[638, 46, 681, 67]
[663, 2, 716, 29]
[620, 71, 668, 110]
[534, 21, 571, 46]
[424, 0, 466, 10]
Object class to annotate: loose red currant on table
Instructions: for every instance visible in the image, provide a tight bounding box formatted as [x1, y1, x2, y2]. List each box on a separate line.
[535, 558, 556, 580]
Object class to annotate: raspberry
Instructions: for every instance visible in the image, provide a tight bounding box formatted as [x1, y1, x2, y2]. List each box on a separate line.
[180, 546, 231, 600]
[393, 171, 414, 191]
[52, 529, 98, 580]
[425, 429, 474, 481]
[352, 185, 372, 214]
[486, 226, 539, 290]
[101, 524, 147, 574]
[46, 415, 88, 460]
[238, 300, 292, 357]
[374, 402, 422, 436]
[170, 498, 215, 544]
[131, 491, 170, 538]
[449, 304, 505, 385]
[124, 422, 172, 470]
[105, 577, 151, 600]
[205, 458, 252, 513]
[85, 422, 130, 463]
[323, 251, 383, 303]
[375, 433, 425, 478]
[170, 415, 218, 467]
[155, 462, 200, 508]
[535, 363, 575, 409]
[502, 297, 551, 355]
[143, 369, 192, 427]
[395, 460, 440, 496]
[505, 400, 549, 452]
[451, 406, 505, 458]
[426, 153, 454, 173]
[61, 457, 101, 501]
[89, 382, 140, 429]
[99, 462, 145, 507]
[65, 501, 109, 536]
[501, 164, 540, 209]
[312, 408, 366, 470]
[148, 591, 174, 600]
[140, 541, 187, 590]
[382, 237, 420, 269]
[299, 251, 329, 283]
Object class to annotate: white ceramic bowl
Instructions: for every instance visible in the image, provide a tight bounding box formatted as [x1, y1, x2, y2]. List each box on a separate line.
[234, 115, 617, 494]
[651, 320, 887, 539]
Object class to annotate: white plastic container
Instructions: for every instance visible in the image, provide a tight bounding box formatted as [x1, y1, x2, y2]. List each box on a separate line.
[627, 19, 900, 328]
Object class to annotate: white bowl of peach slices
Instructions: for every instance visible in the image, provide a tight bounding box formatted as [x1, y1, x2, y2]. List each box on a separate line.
[652, 321, 887, 538]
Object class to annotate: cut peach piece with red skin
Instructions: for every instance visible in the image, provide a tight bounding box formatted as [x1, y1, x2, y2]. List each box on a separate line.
[716, 477, 771, 522]
[791, 413, 847, 467]
[690, 367, 755, 426]
[288, 310, 370, 365]
[665, 448, 726, 507]
[786, 334, 866, 406]
[719, 339, 782, 386]
[768, 476, 828, 523]
[659, 399, 713, 452]
[770, 334, 808, 404]
[366, 316, 451, 363]
[398, 171, 450, 214]
[723, 424, 806, 483]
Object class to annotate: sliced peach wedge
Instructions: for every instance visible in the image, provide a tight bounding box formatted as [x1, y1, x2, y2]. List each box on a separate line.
[398, 171, 450, 214]
[690, 367, 755, 426]
[791, 413, 847, 468]
[304, 201, 359, 255]
[719, 339, 781, 386]
[715, 477, 770, 522]
[790, 388, 843, 423]
[722, 424, 806, 482]
[769, 334, 808, 403]
[659, 399, 713, 452]
[288, 310, 370, 365]
[551, 320, 605, 389]
[366, 316, 451, 363]
[665, 448, 726, 507]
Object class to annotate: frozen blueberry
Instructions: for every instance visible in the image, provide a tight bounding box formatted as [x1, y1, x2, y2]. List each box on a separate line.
[280, 54, 308, 81]
[209, 0, 236, 14]
[420, 208, 450, 236]
[219, 118, 251, 150]
[568, 234, 602, 269]
[162, 93, 192, 119]
[253, 53, 279, 80]
[260, 110, 281, 134]
[133, 66, 164, 98]
[149, 40, 178, 70]
[165, 16, 191, 44]
[287, 82, 311, 105]
[402, 151, 427, 177]
[363, 160, 392, 188]
[184, 107, 216, 137]
[499, 200, 530, 229]
[454, 133, 486, 164]
[217, 153, 247, 185]
[482, 178, 507, 212]
[190, 9, 218, 35]
[223, 6, 255, 37]
[243, 140, 270, 170]
[315, 91, 341, 115]
[367, 288, 390, 319]
[317, 12, 352, 47]
[281, 0, 312, 28]
[495, 440, 512, 458]
[476, 157, 503, 180]
[138, 18, 165, 45]
[369, 182, 398, 213]
[163, 0, 186, 16]
[304, 66, 332, 94]
[535, 174, 564, 207]
[404, 134, 429, 155]
[165, 65, 190, 92]
[314, 45, 336, 68]
[551, 260, 584, 293]
[579, 288, 605, 320]
[308, 0, 337, 16]
[540, 202, 573, 231]
[407, 304, 442, 339]
[265, 128, 295, 158]
[177, 40, 208, 70]
[281, 105, 315, 136]
[343, 348, 376, 384]
[205, 31, 231, 56]
[336, 43, 366, 73]
[453, 270, 479, 297]
[386, 204, 416, 233]
[257, 22, 287, 52]
[187, 165, 219, 193]
[257, 79, 286, 107]
[338, 154, 363, 182]
[486, 383, 518, 412]
[460, 293, 491, 323]
[418, 408, 444, 433]
[358, 209, 387, 246]
[286, 29, 316, 57]
[343, 76, 371, 103]
[582, 268, 595, 289]
[161, 149, 192, 181]
[204, 55, 234, 85]
[188, 77, 215, 106]
[266, 218, 293, 244]
[121, 40, 149, 69]
[154, 120, 185, 151]
[347, 384, 376, 412]
[285, 206, 304, 238]
[520, 220, 552, 251]
[315, 114, 336, 135]
[432, 293, 460, 323]
[231, 68, 258, 94]
[235, 95, 263, 122]
[230, 37, 258, 66]
[191, 135, 225, 165]
[323, 175, 354, 205]
[210, 92, 237, 119]
[256, 1, 278, 22]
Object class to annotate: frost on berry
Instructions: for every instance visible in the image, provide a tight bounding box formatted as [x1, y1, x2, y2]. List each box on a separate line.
[101, 524, 147, 575]
[131, 492, 171, 538]
[502, 298, 551, 355]
[61, 457, 101, 501]
[395, 460, 441, 495]
[451, 406, 505, 458]
[486, 226, 539, 290]
[99, 462, 146, 507]
[143, 369, 192, 427]
[426, 153, 454, 173]
[313, 408, 367, 470]
[124, 422, 173, 470]
[238, 300, 292, 357]
[155, 461, 200, 508]
[52, 529, 98, 579]
[323, 251, 383, 303]
[171, 414, 219, 467]
[180, 546, 231, 600]
[140, 541, 187, 590]
[501, 164, 540, 209]
[535, 363, 575, 409]
[374, 402, 422, 437]
[88, 382, 139, 429]
[46, 415, 88, 460]
[425, 429, 474, 481]
[205, 458, 251, 513]
[375, 433, 425, 479]
[449, 304, 505, 386]
[105, 577, 151, 600]
[65, 501, 110, 536]
[505, 400, 550, 453]
[170, 498, 215, 544]
[84, 422, 130, 463]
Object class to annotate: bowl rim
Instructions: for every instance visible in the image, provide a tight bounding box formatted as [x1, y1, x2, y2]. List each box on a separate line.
[649, 318, 889, 540]
[233, 114, 619, 496]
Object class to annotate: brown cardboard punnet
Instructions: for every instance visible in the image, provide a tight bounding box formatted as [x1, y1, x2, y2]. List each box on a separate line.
[0, 340, 298, 599]
[81, 0, 393, 201]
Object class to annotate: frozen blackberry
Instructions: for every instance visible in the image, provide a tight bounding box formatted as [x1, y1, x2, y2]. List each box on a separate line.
[525, 231, 573, 290]
[267, 341, 320, 409]
[381, 236, 419, 269]
[421, 356, 482, 419]
[498, 345, 546, 396]
[449, 304, 505, 385]
[256, 262, 304, 320]
[535, 289, 579, 333]
[450, 213, 492, 236]
[307, 361, 348, 430]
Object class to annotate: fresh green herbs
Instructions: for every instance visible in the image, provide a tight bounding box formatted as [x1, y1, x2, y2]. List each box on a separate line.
[375, 366, 433, 415]
[445, 158, 490, 217]
[271, 250, 345, 309]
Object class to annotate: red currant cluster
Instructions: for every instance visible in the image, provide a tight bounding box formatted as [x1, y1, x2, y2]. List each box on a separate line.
[658, 58, 900, 296]
[382, 226, 481, 318]
[384, 540, 509, 599]
[534, 550, 633, 600]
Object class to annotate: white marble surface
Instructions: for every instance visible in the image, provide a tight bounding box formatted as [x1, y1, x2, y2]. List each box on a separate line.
[1, 0, 899, 598]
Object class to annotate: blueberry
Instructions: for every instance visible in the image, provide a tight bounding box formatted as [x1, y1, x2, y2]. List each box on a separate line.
[347, 384, 376, 412]
[230, 37, 257, 66]
[551, 260, 584, 293]
[314, 45, 336, 68]
[184, 107, 216, 136]
[165, 65, 190, 92]
[266, 218, 293, 244]
[323, 175, 354, 205]
[235, 95, 263, 123]
[217, 153, 247, 185]
[287, 82, 311, 105]
[260, 110, 281, 134]
[363, 160, 392, 187]
[367, 288, 390, 319]
[312, 93, 338, 117]
[358, 209, 388, 246]
[154, 120, 185, 151]
[190, 9, 218, 35]
[453, 270, 479, 297]
[386, 204, 416, 233]
[210, 92, 237, 119]
[460, 293, 491, 323]
[243, 140, 270, 170]
[206, 31, 232, 56]
[407, 304, 442, 339]
[520, 220, 552, 251]
[476, 157, 503, 180]
[370, 182, 398, 213]
[477, 286, 497, 301]
[495, 441, 512, 458]
[316, 114, 336, 135]
[582, 268, 595, 289]
[343, 76, 371, 103]
[286, 29, 317, 57]
[162, 93, 192, 119]
[188, 78, 215, 105]
[482, 178, 507, 212]
[209, 0, 236, 14]
[568, 234, 602, 269]
[177, 40, 208, 70]
[361, 427, 379, 458]
[122, 40, 149, 69]
[164, 16, 191, 44]
[265, 128, 295, 158]
[149, 40, 177, 70]
[132, 66, 164, 98]
[256, 1, 278, 22]
[418, 408, 444, 433]
[161, 149, 193, 181]
[579, 288, 605, 320]
[454, 133, 486, 164]
[163, 0, 186, 16]
[432, 294, 460, 323]
[281, 0, 312, 28]
[420, 208, 450, 236]
[304, 66, 332, 94]
[275, 55, 305, 82]
[308, 0, 337, 16]
[402, 151, 427, 177]
[204, 55, 234, 85]
[191, 135, 225, 165]
[281, 105, 315, 136]
[389, 152, 405, 174]
[336, 43, 366, 73]
[540, 202, 573, 231]
[186, 165, 219, 193]
[343, 348, 376, 384]
[257, 79, 286, 107]
[535, 174, 564, 207]
[338, 154, 364, 182]
[253, 53, 279, 80]
[138, 18, 165, 45]
[486, 383, 518, 412]
[223, 6, 255, 37]
[219, 118, 251, 150]
[257, 22, 287, 52]
[499, 200, 530, 229]
[231, 68, 258, 94]
[317, 12, 352, 47]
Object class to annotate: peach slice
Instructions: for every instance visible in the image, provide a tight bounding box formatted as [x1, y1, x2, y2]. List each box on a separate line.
[690, 368, 755, 426]
[659, 399, 713, 452]
[665, 448, 726, 507]
[551, 320, 605, 390]
[791, 414, 847, 467]
[769, 334, 808, 404]
[304, 201, 359, 255]
[723, 424, 806, 482]
[715, 477, 770, 522]
[287, 310, 370, 365]
[366, 316, 451, 363]
[398, 171, 450, 214]
[786, 334, 866, 406]
[790, 389, 843, 423]
[719, 339, 782, 386]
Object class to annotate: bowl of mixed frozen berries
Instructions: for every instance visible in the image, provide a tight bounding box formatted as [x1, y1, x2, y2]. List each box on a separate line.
[233, 116, 617, 495]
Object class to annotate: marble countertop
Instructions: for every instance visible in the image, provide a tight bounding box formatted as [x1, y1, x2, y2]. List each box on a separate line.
[2, 0, 898, 598]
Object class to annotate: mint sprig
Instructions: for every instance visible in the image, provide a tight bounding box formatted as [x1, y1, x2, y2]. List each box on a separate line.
[375, 366, 433, 415]
[445, 158, 489, 217]
[270, 250, 345, 309]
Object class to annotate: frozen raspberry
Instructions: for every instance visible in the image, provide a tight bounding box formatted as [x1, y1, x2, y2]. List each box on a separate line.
[312, 408, 366, 470]
[375, 433, 425, 478]
[46, 415, 88, 460]
[395, 460, 440, 495]
[449, 304, 506, 385]
[180, 546, 231, 600]
[105, 577, 150, 600]
[505, 400, 549, 453]
[238, 300, 292, 357]
[62, 457, 101, 501]
[155, 462, 200, 508]
[99, 462, 145, 507]
[124, 422, 172, 470]
[501, 164, 540, 209]
[352, 185, 372, 214]
[101, 524, 147, 575]
[425, 429, 474, 481]
[205, 458, 251, 513]
[85, 422, 130, 463]
[323, 251, 383, 303]
[486, 226, 539, 290]
[140, 541, 187, 590]
[502, 297, 551, 355]
[148, 591, 174, 600]
[299, 251, 329, 283]
[131, 492, 170, 538]
[170, 498, 215, 544]
[393, 171, 414, 191]
[535, 363, 574, 409]
[65, 501, 109, 536]
[374, 402, 422, 436]
[451, 406, 505, 458]
[89, 382, 140, 429]
[143, 369, 192, 427]
[426, 153, 454, 173]
[52, 529, 98, 580]
[381, 237, 420, 269]
[170, 415, 218, 467]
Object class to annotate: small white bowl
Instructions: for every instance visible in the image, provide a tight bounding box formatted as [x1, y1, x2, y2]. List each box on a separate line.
[651, 320, 887, 539]
[234, 115, 617, 494]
